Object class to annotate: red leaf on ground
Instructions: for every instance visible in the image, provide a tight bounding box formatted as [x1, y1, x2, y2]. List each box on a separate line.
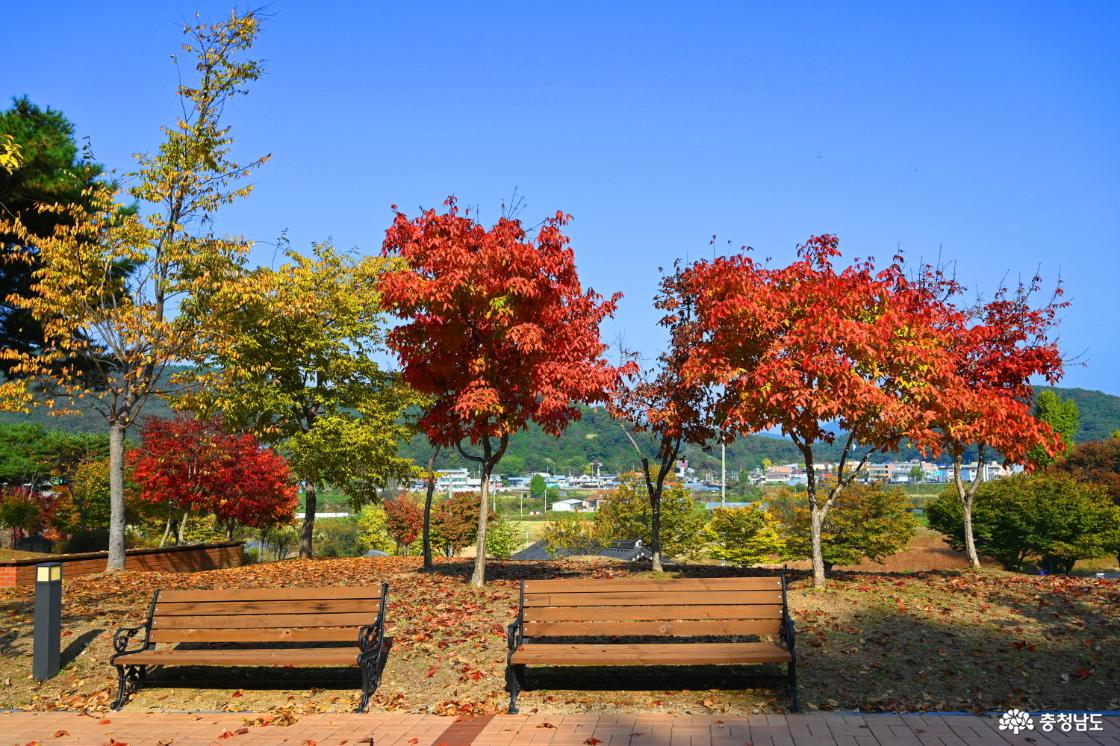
[425, 667, 438, 678]
[537, 722, 556, 729]
[98, 719, 112, 725]
[1074, 668, 1092, 679]
[53, 731, 69, 738]
[585, 739, 603, 745]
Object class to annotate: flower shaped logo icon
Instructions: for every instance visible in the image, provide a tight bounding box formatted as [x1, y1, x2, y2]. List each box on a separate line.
[999, 709, 1034, 735]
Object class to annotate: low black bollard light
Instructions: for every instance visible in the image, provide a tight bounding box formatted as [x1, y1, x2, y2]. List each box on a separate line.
[33, 561, 62, 681]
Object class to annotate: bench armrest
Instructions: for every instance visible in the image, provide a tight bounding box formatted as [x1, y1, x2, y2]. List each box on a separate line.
[507, 617, 523, 652]
[508, 578, 525, 655]
[112, 625, 149, 658]
[780, 614, 796, 653]
[358, 584, 389, 657]
[358, 623, 383, 656]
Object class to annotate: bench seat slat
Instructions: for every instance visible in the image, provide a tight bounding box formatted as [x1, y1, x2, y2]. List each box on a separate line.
[156, 599, 374, 616]
[510, 641, 791, 666]
[158, 587, 382, 603]
[524, 590, 781, 607]
[523, 578, 781, 593]
[115, 646, 362, 667]
[526, 604, 783, 622]
[150, 627, 359, 643]
[523, 619, 781, 638]
[152, 612, 375, 629]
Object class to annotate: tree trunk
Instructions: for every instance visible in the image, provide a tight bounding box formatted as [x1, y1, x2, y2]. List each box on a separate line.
[650, 485, 663, 573]
[159, 506, 173, 548]
[961, 496, 980, 569]
[470, 464, 491, 587]
[953, 451, 983, 570]
[809, 503, 827, 588]
[422, 449, 439, 571]
[176, 510, 189, 544]
[300, 483, 317, 559]
[106, 421, 127, 572]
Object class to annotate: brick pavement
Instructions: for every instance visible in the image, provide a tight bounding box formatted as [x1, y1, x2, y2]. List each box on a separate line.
[1, 711, 1118, 746]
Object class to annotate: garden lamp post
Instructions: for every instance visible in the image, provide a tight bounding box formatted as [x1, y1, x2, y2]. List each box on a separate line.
[33, 561, 62, 680]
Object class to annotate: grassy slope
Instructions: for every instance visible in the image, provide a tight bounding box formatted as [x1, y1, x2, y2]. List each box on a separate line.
[0, 557, 1116, 717]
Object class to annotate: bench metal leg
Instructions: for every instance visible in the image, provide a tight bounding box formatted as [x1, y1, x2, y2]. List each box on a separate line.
[358, 649, 383, 713]
[505, 663, 525, 714]
[788, 661, 801, 713]
[112, 664, 142, 710]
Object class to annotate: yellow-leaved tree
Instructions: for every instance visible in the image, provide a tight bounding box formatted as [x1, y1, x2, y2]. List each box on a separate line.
[0, 10, 268, 571]
[176, 242, 421, 558]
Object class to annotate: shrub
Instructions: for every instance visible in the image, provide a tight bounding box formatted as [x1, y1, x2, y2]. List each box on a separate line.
[485, 514, 520, 559]
[542, 511, 596, 555]
[0, 488, 42, 547]
[770, 483, 917, 573]
[431, 492, 482, 556]
[707, 505, 784, 567]
[594, 474, 708, 560]
[384, 493, 423, 555]
[314, 517, 363, 557]
[49, 458, 112, 534]
[356, 504, 392, 553]
[928, 473, 1120, 573]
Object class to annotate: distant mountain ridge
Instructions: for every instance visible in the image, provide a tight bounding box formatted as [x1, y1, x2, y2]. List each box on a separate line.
[2, 384, 1116, 476]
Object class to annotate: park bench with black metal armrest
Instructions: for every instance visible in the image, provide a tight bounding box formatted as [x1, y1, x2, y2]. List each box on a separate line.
[504, 573, 798, 713]
[110, 583, 388, 711]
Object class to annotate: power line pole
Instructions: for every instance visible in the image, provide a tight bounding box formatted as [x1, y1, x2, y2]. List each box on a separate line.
[721, 441, 726, 508]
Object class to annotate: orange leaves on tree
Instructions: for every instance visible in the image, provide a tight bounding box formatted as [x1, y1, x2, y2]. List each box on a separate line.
[378, 198, 620, 448]
[377, 198, 620, 585]
[680, 235, 976, 587]
[383, 494, 423, 554]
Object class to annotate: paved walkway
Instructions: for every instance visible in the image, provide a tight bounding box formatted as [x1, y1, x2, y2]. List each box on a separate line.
[2, 711, 1118, 746]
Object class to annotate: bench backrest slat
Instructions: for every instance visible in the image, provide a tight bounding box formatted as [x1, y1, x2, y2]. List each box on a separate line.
[158, 586, 381, 603]
[150, 627, 358, 643]
[148, 585, 382, 644]
[521, 577, 783, 639]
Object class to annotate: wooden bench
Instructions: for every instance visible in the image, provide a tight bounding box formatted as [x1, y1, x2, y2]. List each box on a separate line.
[110, 583, 388, 711]
[504, 574, 797, 712]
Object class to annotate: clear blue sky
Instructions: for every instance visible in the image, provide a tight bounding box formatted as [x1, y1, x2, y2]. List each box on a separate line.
[7, 2, 1119, 393]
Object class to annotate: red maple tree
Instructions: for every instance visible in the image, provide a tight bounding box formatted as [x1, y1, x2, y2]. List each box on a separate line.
[681, 235, 962, 588]
[130, 416, 297, 543]
[923, 275, 1066, 567]
[378, 198, 620, 585]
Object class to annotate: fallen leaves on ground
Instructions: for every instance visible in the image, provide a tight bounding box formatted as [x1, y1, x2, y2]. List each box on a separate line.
[0, 556, 1116, 719]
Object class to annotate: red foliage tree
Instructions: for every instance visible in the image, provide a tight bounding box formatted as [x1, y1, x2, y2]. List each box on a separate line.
[383, 493, 423, 555]
[130, 415, 297, 543]
[378, 198, 620, 585]
[682, 235, 963, 588]
[610, 263, 713, 571]
[925, 276, 1066, 567]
